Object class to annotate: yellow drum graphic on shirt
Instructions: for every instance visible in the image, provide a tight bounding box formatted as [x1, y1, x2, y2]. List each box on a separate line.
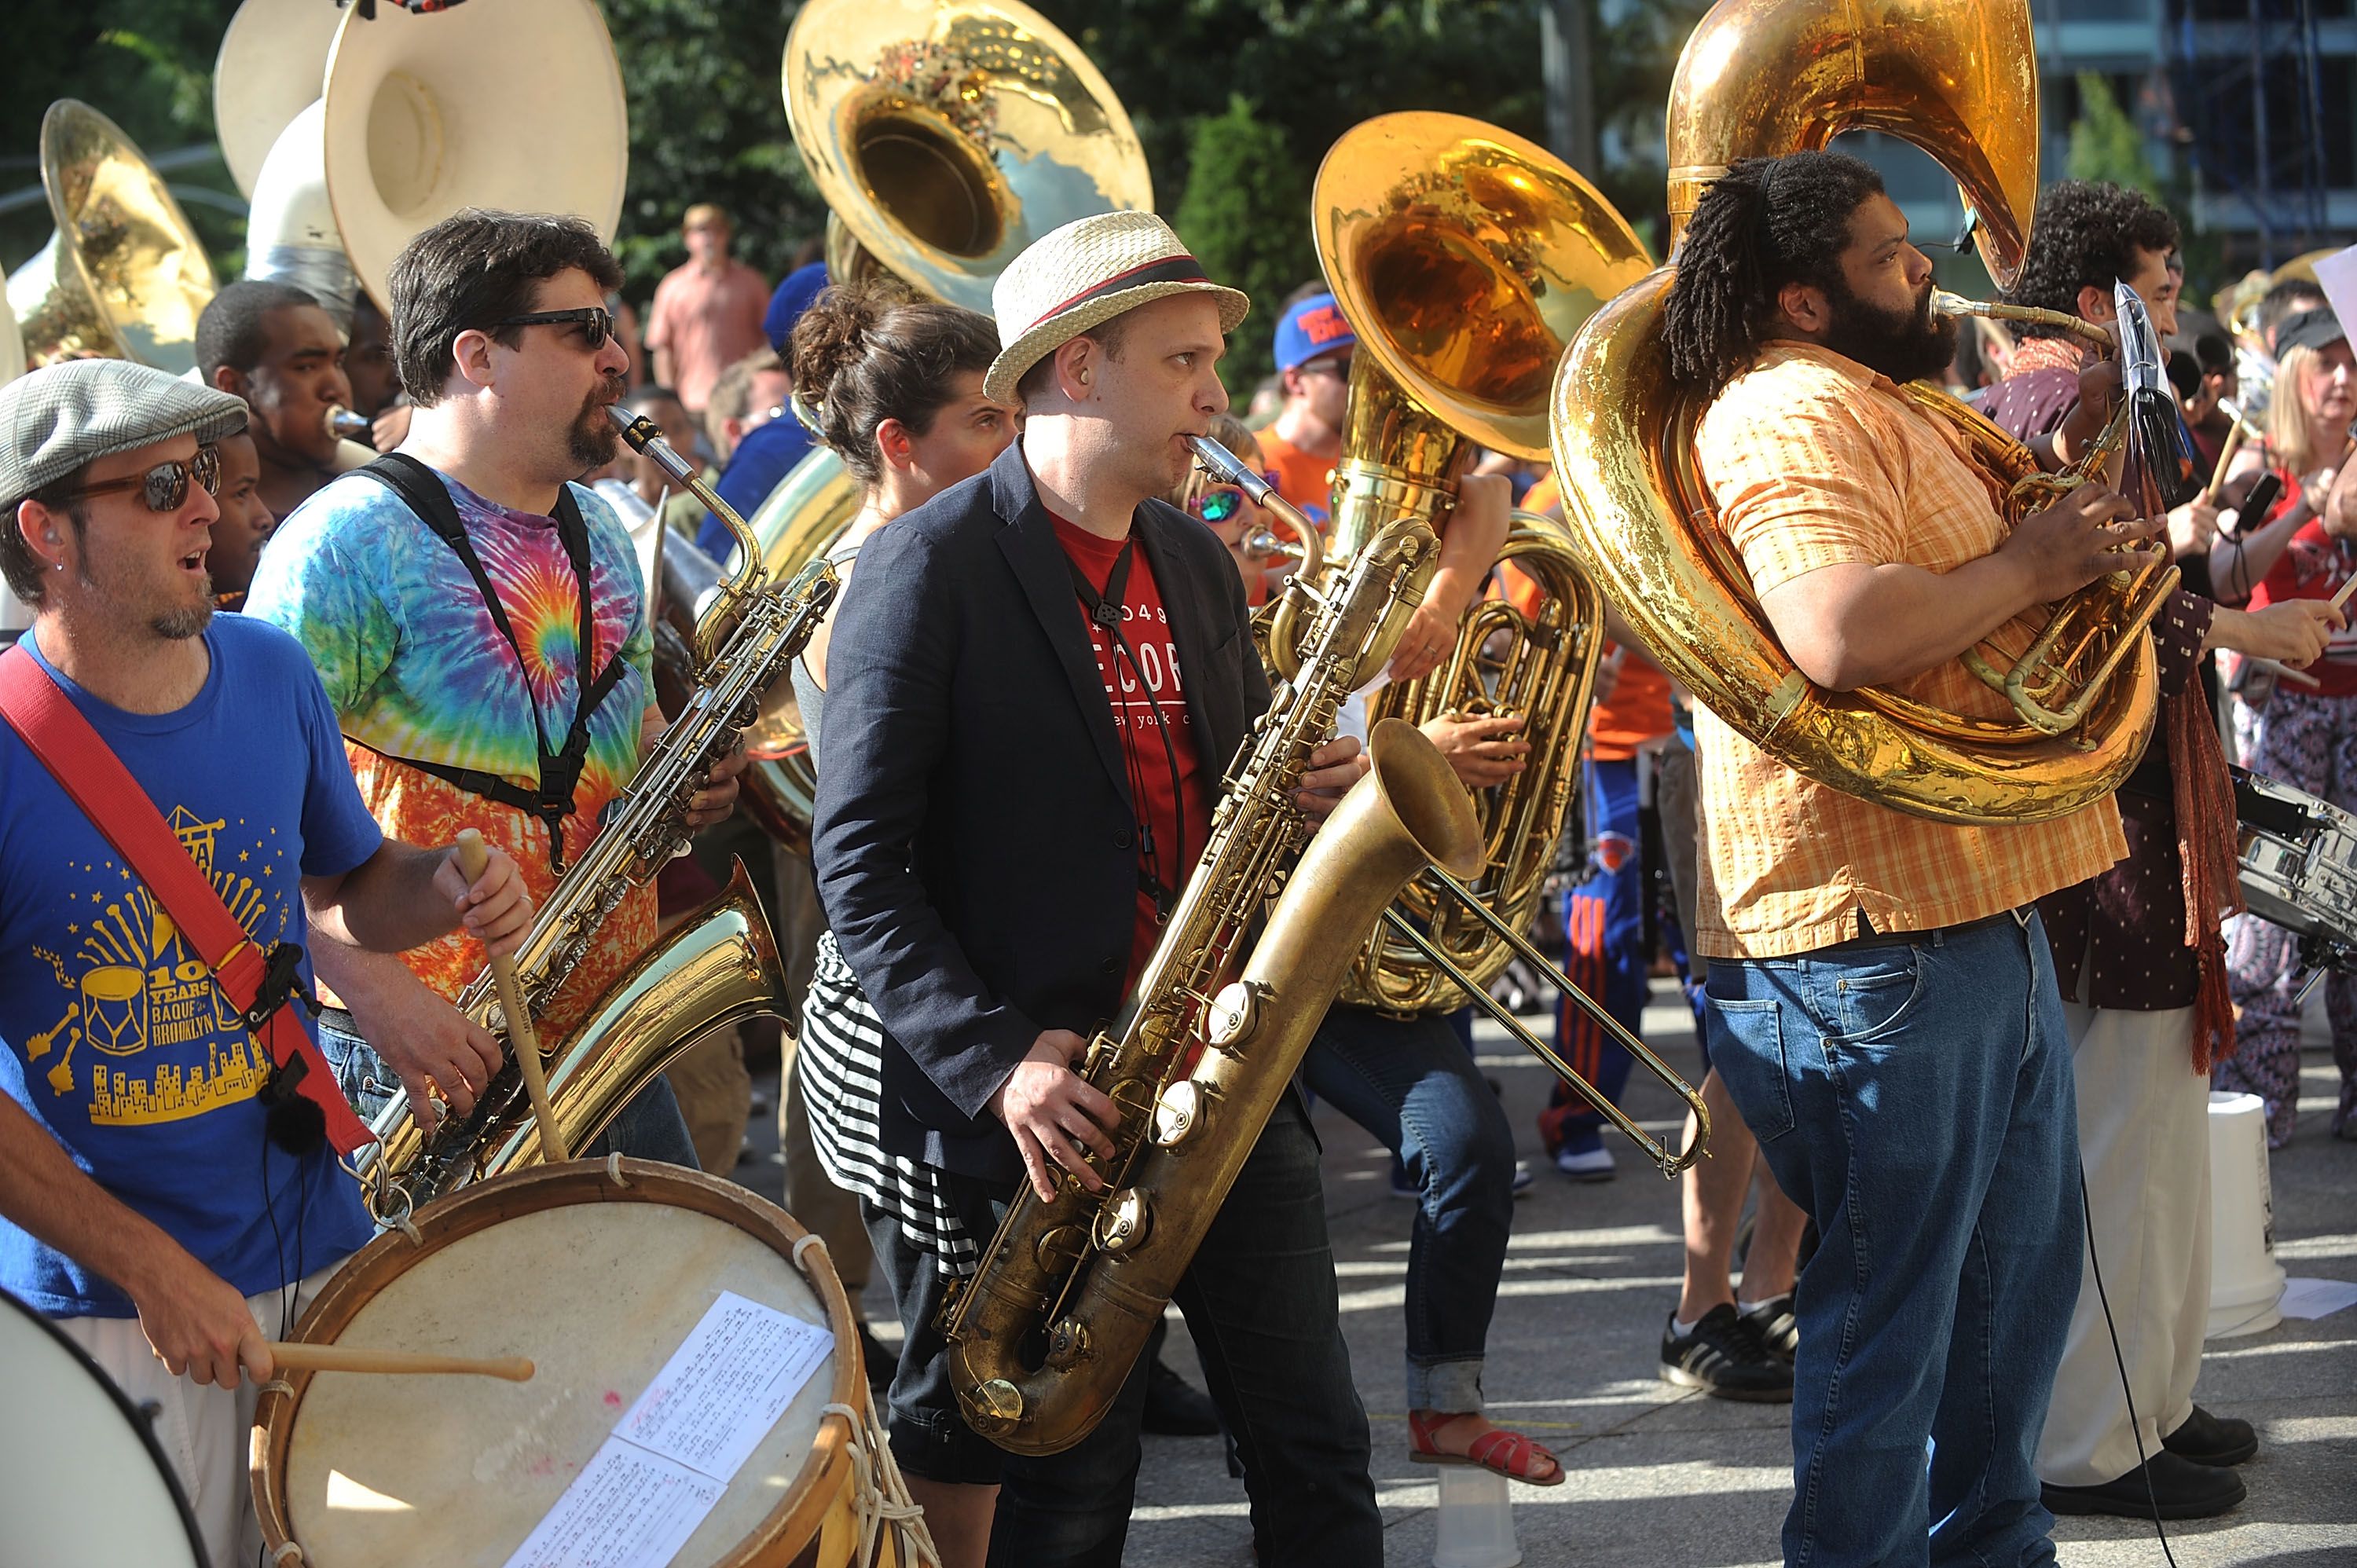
[79, 965, 146, 1055]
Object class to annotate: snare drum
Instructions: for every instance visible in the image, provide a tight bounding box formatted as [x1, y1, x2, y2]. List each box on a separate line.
[2234, 766, 2357, 952]
[252, 1160, 918, 1568]
[0, 1287, 209, 1567]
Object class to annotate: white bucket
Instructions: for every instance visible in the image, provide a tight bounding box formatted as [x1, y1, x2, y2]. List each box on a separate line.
[2206, 1090, 2286, 1339]
[1432, 1464, 1522, 1568]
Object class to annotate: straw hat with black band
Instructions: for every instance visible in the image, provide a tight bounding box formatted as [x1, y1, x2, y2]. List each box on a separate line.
[984, 211, 1249, 406]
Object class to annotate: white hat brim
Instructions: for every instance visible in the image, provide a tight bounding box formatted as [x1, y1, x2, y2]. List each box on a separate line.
[985, 280, 1251, 405]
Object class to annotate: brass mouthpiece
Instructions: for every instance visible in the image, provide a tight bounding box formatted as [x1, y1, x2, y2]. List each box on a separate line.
[329, 408, 371, 441]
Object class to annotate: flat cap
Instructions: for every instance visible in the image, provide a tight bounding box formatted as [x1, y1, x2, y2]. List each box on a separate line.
[0, 359, 248, 510]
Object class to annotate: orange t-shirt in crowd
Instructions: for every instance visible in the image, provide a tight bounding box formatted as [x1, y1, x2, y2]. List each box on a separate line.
[1523, 471, 1562, 517]
[1588, 648, 1673, 761]
[1254, 427, 1338, 526]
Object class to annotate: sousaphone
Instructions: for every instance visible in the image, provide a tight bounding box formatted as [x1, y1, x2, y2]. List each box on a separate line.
[322, 0, 629, 316]
[5, 101, 217, 373]
[1549, 0, 2161, 823]
[739, 0, 1155, 846]
[213, 0, 342, 200]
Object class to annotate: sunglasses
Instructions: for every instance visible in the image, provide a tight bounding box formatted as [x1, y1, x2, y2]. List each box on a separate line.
[68, 444, 221, 512]
[1193, 483, 1250, 525]
[497, 306, 615, 350]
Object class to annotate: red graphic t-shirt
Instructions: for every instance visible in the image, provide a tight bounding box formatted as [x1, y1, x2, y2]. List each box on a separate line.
[2252, 475, 2357, 696]
[1050, 514, 1212, 990]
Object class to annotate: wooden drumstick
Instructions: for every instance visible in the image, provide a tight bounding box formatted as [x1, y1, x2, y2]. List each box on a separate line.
[2204, 417, 2250, 504]
[454, 829, 566, 1163]
[268, 1343, 535, 1381]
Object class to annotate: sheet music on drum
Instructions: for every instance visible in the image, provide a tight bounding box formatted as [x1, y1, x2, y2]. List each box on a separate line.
[500, 1291, 833, 1568]
[616, 1290, 834, 1479]
[500, 1442, 721, 1568]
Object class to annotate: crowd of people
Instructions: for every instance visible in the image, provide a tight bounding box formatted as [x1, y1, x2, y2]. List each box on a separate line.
[0, 145, 2347, 1568]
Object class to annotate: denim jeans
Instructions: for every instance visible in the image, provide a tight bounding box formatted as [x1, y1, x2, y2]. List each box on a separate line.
[317, 1009, 701, 1172]
[1704, 910, 2081, 1568]
[987, 1092, 1382, 1568]
[1302, 1003, 1516, 1412]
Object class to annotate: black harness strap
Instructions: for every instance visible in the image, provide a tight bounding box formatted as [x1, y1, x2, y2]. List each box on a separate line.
[355, 455, 629, 873]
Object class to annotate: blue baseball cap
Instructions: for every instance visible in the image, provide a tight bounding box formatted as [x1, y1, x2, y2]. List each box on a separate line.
[1273, 293, 1356, 372]
[764, 261, 831, 354]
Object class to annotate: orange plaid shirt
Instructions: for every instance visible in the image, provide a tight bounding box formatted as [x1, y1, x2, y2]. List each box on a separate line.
[1688, 342, 2126, 959]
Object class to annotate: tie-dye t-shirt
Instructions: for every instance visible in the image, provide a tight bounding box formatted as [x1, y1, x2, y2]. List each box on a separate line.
[247, 465, 656, 1029]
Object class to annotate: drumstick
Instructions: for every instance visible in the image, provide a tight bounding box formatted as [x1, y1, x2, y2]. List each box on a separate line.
[2204, 418, 2249, 504]
[2249, 658, 2324, 691]
[267, 1343, 535, 1381]
[454, 829, 567, 1163]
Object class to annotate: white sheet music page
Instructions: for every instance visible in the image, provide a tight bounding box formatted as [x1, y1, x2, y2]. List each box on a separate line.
[498, 1440, 721, 1568]
[498, 1291, 833, 1568]
[615, 1290, 834, 1481]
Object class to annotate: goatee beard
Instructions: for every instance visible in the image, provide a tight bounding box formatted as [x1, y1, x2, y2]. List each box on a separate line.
[1818, 280, 1959, 387]
[153, 597, 213, 639]
[570, 380, 626, 471]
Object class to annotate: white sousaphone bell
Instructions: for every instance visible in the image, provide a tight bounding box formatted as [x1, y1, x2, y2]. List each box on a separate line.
[222, 0, 629, 328]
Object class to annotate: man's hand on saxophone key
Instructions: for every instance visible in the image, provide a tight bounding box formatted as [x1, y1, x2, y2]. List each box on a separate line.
[992, 1029, 1121, 1202]
[1296, 735, 1369, 823]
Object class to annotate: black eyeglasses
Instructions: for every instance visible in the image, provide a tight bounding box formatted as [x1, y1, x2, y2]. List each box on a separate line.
[68, 445, 221, 512]
[497, 306, 615, 350]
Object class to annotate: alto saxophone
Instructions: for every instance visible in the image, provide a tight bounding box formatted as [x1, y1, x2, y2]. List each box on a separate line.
[359, 411, 837, 1222]
[940, 436, 1483, 1455]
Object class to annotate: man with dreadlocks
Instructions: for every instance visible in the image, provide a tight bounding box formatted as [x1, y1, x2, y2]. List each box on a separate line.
[1661, 149, 2165, 1566]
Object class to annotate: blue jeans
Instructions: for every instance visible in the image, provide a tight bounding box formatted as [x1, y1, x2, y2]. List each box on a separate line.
[1302, 1004, 1516, 1412]
[987, 1093, 1381, 1568]
[317, 1009, 701, 1172]
[1705, 911, 2083, 1568]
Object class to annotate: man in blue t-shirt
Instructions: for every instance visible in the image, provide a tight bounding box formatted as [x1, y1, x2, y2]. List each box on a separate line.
[0, 361, 532, 1566]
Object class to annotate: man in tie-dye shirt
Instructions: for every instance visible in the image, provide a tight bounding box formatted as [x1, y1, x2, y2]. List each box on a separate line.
[250, 211, 745, 1159]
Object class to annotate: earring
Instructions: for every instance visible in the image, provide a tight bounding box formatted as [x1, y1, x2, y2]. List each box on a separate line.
[1077, 368, 1090, 384]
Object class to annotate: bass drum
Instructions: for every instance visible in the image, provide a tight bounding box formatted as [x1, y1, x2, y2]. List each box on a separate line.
[0, 1286, 210, 1567]
[252, 1160, 922, 1567]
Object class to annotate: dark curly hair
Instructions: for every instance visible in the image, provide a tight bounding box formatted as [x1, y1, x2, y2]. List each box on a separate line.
[790, 281, 1003, 488]
[1662, 152, 1888, 400]
[389, 209, 624, 407]
[2000, 181, 2179, 339]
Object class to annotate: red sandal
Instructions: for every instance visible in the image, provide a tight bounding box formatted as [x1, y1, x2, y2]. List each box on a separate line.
[1406, 1410, 1565, 1486]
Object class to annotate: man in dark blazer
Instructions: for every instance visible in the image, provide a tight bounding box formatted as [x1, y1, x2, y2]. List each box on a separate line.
[812, 212, 1383, 1567]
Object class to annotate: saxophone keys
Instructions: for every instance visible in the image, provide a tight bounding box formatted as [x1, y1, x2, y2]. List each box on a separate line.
[1092, 1187, 1153, 1255]
[1045, 1317, 1092, 1368]
[1153, 1081, 1204, 1148]
[1033, 1225, 1089, 1275]
[1204, 980, 1266, 1050]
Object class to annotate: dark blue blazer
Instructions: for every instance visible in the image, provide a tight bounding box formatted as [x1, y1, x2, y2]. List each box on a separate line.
[810, 440, 1270, 1182]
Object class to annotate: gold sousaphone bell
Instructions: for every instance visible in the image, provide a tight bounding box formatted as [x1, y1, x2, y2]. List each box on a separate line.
[735, 0, 1155, 846]
[6, 101, 218, 373]
[1549, 0, 2164, 824]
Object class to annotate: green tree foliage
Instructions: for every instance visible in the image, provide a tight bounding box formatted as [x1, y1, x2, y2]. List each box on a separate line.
[1171, 97, 1315, 394]
[2067, 72, 2163, 200]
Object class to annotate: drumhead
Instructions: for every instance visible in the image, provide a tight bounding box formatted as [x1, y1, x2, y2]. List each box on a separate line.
[259, 1162, 859, 1568]
[0, 1288, 210, 1568]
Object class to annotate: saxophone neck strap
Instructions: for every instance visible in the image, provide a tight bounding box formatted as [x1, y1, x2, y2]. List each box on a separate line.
[0, 647, 372, 1156]
[357, 454, 630, 874]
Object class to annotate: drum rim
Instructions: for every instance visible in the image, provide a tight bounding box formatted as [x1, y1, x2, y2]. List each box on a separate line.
[2, 1285, 213, 1568]
[250, 1159, 868, 1568]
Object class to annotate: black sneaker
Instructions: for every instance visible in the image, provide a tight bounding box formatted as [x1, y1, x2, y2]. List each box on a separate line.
[1141, 1355, 1222, 1436]
[2163, 1405, 2260, 1467]
[1659, 1304, 1793, 1402]
[2043, 1451, 2246, 1520]
[1739, 1295, 1798, 1364]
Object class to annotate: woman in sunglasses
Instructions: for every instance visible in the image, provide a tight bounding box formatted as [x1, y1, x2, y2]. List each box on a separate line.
[1165, 412, 1285, 604]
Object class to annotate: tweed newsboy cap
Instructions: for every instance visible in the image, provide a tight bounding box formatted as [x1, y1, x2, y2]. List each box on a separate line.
[0, 359, 249, 510]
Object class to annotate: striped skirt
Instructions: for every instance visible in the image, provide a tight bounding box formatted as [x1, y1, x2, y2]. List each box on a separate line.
[799, 931, 980, 1275]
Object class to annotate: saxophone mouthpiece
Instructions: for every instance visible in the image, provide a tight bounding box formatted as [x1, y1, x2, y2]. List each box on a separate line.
[608, 406, 699, 489]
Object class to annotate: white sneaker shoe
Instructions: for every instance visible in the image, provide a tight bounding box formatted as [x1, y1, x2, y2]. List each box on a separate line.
[1552, 1145, 1616, 1182]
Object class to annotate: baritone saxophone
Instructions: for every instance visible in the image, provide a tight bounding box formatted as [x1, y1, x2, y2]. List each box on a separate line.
[940, 436, 1484, 1455]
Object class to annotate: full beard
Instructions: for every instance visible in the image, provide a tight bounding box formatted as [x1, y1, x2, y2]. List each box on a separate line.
[1816, 278, 1959, 387]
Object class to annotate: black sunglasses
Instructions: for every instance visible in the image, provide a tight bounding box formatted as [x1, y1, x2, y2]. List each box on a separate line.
[1193, 484, 1247, 524]
[497, 306, 615, 350]
[68, 444, 221, 512]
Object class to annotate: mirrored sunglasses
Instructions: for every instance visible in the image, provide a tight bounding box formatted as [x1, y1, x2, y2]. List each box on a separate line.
[68, 444, 221, 513]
